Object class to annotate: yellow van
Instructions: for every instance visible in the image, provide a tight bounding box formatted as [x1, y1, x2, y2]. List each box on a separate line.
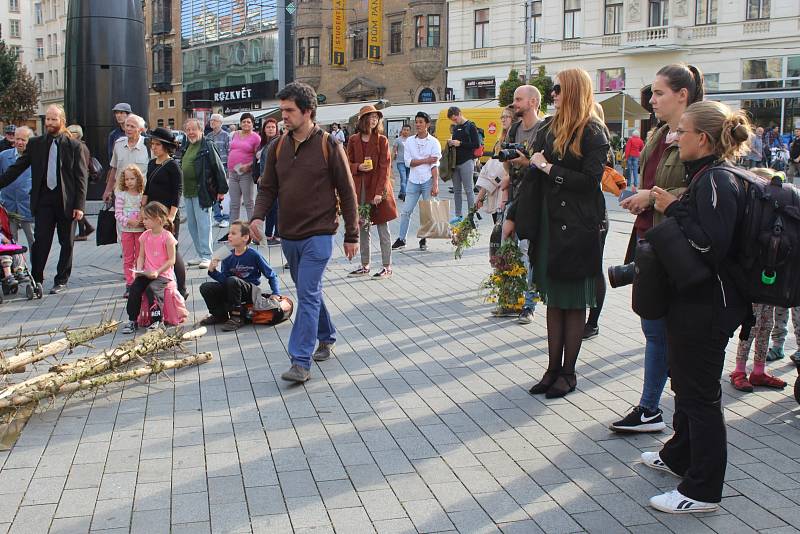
[433, 107, 504, 162]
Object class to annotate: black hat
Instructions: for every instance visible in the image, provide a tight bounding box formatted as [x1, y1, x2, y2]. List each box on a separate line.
[415, 111, 431, 123]
[146, 127, 178, 147]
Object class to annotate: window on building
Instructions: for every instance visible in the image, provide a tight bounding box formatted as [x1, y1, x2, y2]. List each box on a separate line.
[9, 0, 20, 13]
[695, 0, 717, 24]
[54, 69, 58, 88]
[34, 3, 42, 24]
[427, 15, 440, 47]
[36, 73, 44, 92]
[788, 56, 800, 87]
[704, 73, 719, 91]
[353, 26, 365, 59]
[746, 0, 769, 19]
[598, 68, 625, 91]
[157, 119, 165, 127]
[531, 1, 542, 42]
[168, 118, 175, 129]
[415, 16, 425, 48]
[308, 37, 320, 65]
[390, 21, 402, 54]
[604, 0, 623, 34]
[169, 99, 175, 107]
[297, 38, 305, 65]
[53, 33, 58, 55]
[9, 19, 20, 38]
[474, 9, 489, 49]
[158, 100, 165, 109]
[47, 34, 52, 55]
[649, 0, 668, 27]
[742, 57, 782, 89]
[36, 38, 44, 60]
[10, 45, 20, 58]
[50, 0, 56, 19]
[563, 0, 581, 39]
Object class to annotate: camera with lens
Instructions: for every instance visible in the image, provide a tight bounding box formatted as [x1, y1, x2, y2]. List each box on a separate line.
[493, 143, 529, 162]
[608, 262, 637, 288]
[608, 239, 670, 320]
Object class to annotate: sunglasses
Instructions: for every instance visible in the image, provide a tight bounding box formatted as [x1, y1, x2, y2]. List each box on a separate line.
[552, 84, 561, 95]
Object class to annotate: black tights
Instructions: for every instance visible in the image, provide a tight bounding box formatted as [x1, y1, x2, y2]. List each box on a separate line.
[586, 273, 606, 327]
[546, 307, 587, 375]
[171, 215, 187, 295]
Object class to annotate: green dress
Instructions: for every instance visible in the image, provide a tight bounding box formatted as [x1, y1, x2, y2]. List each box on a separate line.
[534, 202, 597, 310]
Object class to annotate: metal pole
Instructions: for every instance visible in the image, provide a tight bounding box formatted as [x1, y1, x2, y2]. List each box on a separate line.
[620, 90, 626, 138]
[525, 0, 532, 82]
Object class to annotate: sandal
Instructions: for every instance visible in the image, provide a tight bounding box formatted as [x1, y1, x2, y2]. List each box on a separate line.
[545, 373, 577, 399]
[729, 370, 753, 392]
[748, 372, 786, 389]
[529, 369, 561, 395]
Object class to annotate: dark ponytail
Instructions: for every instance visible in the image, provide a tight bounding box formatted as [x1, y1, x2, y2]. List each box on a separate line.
[656, 63, 705, 105]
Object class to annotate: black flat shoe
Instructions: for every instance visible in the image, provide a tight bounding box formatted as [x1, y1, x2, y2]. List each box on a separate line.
[529, 369, 561, 395]
[545, 373, 577, 399]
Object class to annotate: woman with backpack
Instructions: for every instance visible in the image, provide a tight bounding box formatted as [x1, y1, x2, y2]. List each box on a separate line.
[642, 100, 752, 514]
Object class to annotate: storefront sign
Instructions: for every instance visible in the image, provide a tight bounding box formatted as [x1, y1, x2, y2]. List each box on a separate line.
[332, 0, 347, 67]
[465, 78, 495, 89]
[368, 0, 382, 63]
[184, 80, 278, 110]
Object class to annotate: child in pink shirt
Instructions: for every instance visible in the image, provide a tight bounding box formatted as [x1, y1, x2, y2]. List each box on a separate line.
[115, 165, 145, 295]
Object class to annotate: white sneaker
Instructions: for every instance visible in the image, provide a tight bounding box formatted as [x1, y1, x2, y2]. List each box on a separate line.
[186, 258, 201, 266]
[218, 220, 230, 228]
[198, 259, 211, 269]
[649, 489, 718, 514]
[640, 452, 681, 477]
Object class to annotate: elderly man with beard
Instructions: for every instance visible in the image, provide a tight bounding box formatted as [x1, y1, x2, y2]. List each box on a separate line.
[0, 105, 88, 294]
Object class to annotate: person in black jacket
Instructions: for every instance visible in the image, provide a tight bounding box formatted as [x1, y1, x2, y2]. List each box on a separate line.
[505, 68, 609, 398]
[0, 105, 88, 294]
[789, 127, 800, 180]
[643, 100, 751, 514]
[446, 106, 480, 223]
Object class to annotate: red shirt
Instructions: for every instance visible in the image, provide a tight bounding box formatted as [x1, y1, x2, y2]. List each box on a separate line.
[624, 136, 644, 158]
[633, 136, 668, 235]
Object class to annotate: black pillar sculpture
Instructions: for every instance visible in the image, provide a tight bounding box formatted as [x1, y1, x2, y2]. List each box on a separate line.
[65, 0, 148, 200]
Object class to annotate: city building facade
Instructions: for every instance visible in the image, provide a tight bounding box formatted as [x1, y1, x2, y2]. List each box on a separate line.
[144, 0, 183, 130]
[446, 0, 800, 133]
[31, 0, 68, 129]
[180, 0, 290, 124]
[294, 0, 448, 105]
[1, 0, 36, 76]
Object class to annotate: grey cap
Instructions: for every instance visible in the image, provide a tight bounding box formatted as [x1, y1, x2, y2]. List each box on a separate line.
[4, 125, 16, 134]
[112, 102, 132, 113]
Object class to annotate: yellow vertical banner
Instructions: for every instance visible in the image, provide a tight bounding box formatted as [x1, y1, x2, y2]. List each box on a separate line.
[332, 0, 347, 67]
[367, 0, 383, 63]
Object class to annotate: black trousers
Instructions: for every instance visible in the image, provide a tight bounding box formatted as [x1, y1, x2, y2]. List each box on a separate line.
[170, 214, 186, 295]
[127, 276, 169, 321]
[200, 277, 254, 317]
[32, 198, 75, 285]
[660, 306, 730, 503]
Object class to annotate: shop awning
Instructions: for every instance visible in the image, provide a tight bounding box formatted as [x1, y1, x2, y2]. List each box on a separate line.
[221, 108, 277, 125]
[315, 100, 381, 126]
[595, 92, 651, 122]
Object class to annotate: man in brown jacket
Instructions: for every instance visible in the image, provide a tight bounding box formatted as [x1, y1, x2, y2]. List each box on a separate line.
[251, 82, 358, 383]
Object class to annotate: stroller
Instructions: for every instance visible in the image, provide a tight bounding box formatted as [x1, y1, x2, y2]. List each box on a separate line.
[0, 205, 41, 303]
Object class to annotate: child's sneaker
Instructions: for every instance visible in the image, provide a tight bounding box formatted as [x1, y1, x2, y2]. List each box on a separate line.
[121, 321, 137, 334]
[766, 346, 785, 361]
[730, 370, 753, 392]
[147, 321, 162, 331]
[749, 371, 787, 389]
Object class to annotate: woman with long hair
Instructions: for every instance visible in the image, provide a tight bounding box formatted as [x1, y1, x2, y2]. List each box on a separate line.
[515, 68, 609, 398]
[643, 100, 751, 514]
[345, 105, 398, 279]
[475, 105, 513, 222]
[257, 118, 281, 244]
[612, 64, 705, 433]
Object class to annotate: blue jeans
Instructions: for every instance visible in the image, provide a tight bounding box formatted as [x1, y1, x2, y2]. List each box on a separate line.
[397, 178, 432, 241]
[282, 235, 336, 370]
[212, 200, 229, 223]
[264, 201, 279, 238]
[396, 162, 410, 197]
[184, 196, 213, 261]
[627, 157, 640, 188]
[639, 317, 669, 412]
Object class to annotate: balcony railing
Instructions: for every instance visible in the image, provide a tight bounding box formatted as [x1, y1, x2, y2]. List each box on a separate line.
[152, 72, 172, 91]
[743, 20, 770, 33]
[621, 26, 684, 53]
[152, 21, 172, 35]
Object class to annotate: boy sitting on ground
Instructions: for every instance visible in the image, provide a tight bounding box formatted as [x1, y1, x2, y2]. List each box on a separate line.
[199, 221, 280, 331]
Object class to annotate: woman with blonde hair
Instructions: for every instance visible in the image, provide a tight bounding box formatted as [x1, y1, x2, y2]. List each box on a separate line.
[506, 68, 609, 398]
[642, 100, 752, 514]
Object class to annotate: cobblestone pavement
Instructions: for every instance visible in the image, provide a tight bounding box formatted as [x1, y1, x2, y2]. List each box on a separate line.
[0, 194, 798, 534]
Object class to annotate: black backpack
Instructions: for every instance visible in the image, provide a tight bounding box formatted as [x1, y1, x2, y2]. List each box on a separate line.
[711, 166, 800, 308]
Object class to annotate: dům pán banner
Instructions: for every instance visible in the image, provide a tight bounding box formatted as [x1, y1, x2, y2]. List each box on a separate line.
[367, 0, 382, 63]
[332, 0, 347, 67]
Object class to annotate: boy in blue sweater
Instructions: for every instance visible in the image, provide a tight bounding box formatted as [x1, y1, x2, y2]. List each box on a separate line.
[199, 221, 280, 331]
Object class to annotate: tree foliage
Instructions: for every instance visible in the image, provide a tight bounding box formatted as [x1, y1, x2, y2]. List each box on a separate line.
[498, 69, 523, 107]
[530, 66, 554, 112]
[0, 41, 39, 123]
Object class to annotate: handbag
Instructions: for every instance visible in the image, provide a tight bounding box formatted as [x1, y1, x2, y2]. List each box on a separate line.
[645, 217, 713, 291]
[96, 202, 117, 246]
[417, 198, 451, 239]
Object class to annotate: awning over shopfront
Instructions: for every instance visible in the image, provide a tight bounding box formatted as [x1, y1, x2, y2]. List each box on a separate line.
[221, 109, 278, 125]
[595, 92, 651, 122]
[315, 101, 381, 126]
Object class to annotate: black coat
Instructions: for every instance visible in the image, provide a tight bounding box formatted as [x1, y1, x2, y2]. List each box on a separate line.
[0, 132, 88, 218]
[509, 117, 608, 280]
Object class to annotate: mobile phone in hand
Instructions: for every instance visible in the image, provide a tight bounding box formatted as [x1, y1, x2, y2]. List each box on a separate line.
[618, 189, 635, 203]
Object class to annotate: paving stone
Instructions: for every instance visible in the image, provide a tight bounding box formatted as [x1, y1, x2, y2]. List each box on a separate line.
[7, 504, 56, 534]
[210, 501, 252, 533]
[49, 516, 92, 534]
[208, 474, 247, 505]
[474, 491, 528, 524]
[387, 473, 434, 502]
[285, 495, 330, 529]
[171, 492, 210, 524]
[329, 507, 376, 533]
[98, 471, 137, 500]
[90, 497, 132, 530]
[278, 469, 319, 498]
[317, 479, 362, 509]
[251, 513, 293, 533]
[22, 475, 66, 505]
[571, 509, 628, 533]
[131, 508, 171, 534]
[359, 489, 408, 521]
[55, 488, 98, 518]
[134, 481, 171, 511]
[372, 517, 417, 534]
[172, 521, 212, 534]
[403, 498, 454, 533]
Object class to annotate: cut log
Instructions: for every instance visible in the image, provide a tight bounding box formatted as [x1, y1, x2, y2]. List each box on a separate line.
[0, 320, 120, 375]
[0, 353, 212, 409]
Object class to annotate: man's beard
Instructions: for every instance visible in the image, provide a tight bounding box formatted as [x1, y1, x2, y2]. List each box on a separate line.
[46, 125, 60, 135]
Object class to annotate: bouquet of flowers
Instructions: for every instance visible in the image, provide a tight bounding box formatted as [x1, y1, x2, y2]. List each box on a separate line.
[451, 211, 479, 260]
[482, 240, 528, 313]
[357, 203, 373, 229]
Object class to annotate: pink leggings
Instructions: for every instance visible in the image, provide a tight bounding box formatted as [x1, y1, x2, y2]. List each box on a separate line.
[736, 303, 774, 365]
[121, 231, 142, 286]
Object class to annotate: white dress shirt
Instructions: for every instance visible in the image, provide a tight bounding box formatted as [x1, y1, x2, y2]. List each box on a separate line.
[404, 134, 441, 185]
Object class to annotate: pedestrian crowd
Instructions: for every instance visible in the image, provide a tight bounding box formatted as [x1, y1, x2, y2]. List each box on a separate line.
[2, 61, 800, 518]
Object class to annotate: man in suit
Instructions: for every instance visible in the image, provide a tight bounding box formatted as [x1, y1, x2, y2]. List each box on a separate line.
[0, 105, 88, 294]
